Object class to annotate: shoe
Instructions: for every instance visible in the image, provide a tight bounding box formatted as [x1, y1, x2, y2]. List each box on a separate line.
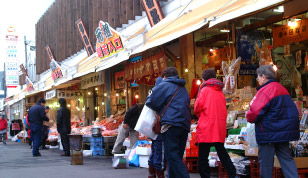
[61, 153, 70, 156]
[33, 153, 41, 157]
[3, 142, 6, 145]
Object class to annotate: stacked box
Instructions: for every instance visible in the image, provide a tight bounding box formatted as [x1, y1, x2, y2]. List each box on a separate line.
[90, 137, 105, 156]
[185, 132, 198, 158]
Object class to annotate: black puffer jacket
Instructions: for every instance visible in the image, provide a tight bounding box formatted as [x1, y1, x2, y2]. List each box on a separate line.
[124, 104, 144, 130]
[57, 98, 71, 134]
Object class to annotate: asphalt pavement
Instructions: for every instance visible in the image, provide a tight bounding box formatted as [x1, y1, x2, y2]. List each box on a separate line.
[0, 141, 206, 178]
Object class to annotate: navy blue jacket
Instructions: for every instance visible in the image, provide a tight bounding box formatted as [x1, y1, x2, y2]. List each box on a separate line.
[28, 103, 49, 126]
[146, 76, 191, 132]
[247, 79, 300, 144]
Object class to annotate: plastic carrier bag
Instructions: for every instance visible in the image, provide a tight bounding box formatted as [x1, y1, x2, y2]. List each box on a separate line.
[247, 123, 258, 147]
[134, 105, 158, 140]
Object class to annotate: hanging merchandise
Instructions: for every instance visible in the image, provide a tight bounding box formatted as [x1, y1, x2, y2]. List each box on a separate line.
[222, 57, 241, 95]
[305, 51, 308, 72]
[255, 40, 273, 66]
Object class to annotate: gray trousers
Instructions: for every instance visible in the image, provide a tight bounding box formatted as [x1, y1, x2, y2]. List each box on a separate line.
[0, 129, 6, 144]
[112, 123, 138, 154]
[258, 142, 298, 178]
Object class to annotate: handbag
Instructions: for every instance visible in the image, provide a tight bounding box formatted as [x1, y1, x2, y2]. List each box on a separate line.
[153, 86, 180, 134]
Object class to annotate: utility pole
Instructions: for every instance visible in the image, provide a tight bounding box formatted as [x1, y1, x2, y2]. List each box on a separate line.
[24, 36, 28, 70]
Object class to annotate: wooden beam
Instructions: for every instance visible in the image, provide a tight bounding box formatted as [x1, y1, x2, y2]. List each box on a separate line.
[195, 33, 229, 47]
[242, 14, 284, 32]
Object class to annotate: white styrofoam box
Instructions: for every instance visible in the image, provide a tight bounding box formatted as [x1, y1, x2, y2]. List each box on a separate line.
[83, 150, 93, 157]
[136, 147, 151, 156]
[125, 148, 131, 156]
[123, 139, 131, 147]
[139, 155, 149, 168]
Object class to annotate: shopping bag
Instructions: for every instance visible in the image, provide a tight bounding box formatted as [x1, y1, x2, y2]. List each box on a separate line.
[134, 105, 157, 140]
[247, 123, 258, 147]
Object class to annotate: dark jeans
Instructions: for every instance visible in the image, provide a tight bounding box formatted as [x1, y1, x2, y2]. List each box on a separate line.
[41, 126, 49, 148]
[148, 139, 166, 170]
[30, 124, 42, 155]
[198, 143, 236, 178]
[258, 142, 298, 178]
[60, 133, 70, 155]
[163, 126, 189, 178]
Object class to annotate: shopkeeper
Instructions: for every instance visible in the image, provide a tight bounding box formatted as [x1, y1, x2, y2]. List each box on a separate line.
[246, 65, 300, 178]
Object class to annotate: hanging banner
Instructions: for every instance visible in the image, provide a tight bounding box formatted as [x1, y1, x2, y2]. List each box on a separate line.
[25, 76, 34, 92]
[50, 59, 64, 80]
[142, 0, 164, 27]
[114, 71, 125, 90]
[76, 18, 94, 56]
[57, 90, 84, 99]
[45, 89, 56, 100]
[95, 21, 124, 60]
[80, 71, 104, 89]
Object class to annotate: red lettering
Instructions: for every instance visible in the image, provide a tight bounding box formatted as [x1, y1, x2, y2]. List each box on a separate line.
[102, 44, 110, 56]
[96, 47, 104, 58]
[107, 41, 116, 53]
[113, 37, 124, 50]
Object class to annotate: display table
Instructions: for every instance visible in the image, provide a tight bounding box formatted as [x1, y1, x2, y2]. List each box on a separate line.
[103, 136, 116, 156]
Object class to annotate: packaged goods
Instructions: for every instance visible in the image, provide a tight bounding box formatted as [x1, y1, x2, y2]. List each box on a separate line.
[222, 57, 241, 95]
[113, 154, 129, 169]
[255, 40, 273, 66]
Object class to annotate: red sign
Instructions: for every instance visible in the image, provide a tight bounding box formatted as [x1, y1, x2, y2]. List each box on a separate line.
[95, 21, 124, 60]
[76, 18, 94, 56]
[45, 46, 55, 62]
[45, 46, 63, 80]
[142, 0, 164, 27]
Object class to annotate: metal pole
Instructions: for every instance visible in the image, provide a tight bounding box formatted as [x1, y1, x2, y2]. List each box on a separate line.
[24, 36, 28, 69]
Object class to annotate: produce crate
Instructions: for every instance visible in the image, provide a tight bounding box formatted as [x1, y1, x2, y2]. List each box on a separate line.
[184, 157, 198, 173]
[250, 157, 260, 178]
[92, 148, 105, 156]
[274, 167, 308, 178]
[217, 161, 229, 178]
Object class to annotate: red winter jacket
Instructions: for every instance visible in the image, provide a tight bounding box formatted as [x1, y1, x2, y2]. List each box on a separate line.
[194, 78, 227, 143]
[0, 118, 8, 131]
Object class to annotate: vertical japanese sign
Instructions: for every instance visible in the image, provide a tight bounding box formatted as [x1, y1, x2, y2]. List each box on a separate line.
[76, 18, 94, 56]
[45, 46, 63, 80]
[20, 64, 34, 92]
[142, 0, 164, 27]
[5, 33, 19, 88]
[95, 21, 124, 60]
[273, 19, 308, 48]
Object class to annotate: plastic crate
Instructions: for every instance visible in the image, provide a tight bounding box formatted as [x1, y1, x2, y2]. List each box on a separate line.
[217, 161, 229, 178]
[184, 157, 198, 173]
[274, 167, 308, 178]
[92, 149, 105, 156]
[90, 137, 103, 148]
[91, 145, 103, 151]
[250, 157, 260, 178]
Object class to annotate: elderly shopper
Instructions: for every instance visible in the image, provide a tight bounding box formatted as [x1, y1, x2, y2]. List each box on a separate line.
[146, 67, 191, 178]
[246, 65, 300, 178]
[194, 69, 237, 178]
[0, 115, 8, 145]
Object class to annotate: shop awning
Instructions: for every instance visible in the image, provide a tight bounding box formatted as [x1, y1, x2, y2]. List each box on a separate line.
[73, 54, 99, 78]
[95, 50, 130, 72]
[209, 0, 286, 27]
[132, 0, 286, 55]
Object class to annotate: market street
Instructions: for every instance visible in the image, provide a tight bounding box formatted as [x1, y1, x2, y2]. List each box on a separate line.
[0, 141, 204, 178]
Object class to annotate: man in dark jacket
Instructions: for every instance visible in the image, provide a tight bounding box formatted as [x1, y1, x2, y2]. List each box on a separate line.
[40, 106, 50, 150]
[146, 67, 191, 178]
[28, 98, 49, 156]
[247, 65, 299, 178]
[112, 103, 144, 154]
[57, 98, 71, 156]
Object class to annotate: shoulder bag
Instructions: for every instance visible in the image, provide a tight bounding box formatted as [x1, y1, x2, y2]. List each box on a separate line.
[152, 86, 180, 134]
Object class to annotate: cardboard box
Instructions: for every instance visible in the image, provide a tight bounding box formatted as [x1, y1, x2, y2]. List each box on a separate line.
[245, 146, 258, 156]
[190, 141, 198, 149]
[274, 157, 308, 168]
[191, 132, 196, 141]
[139, 155, 150, 168]
[136, 146, 151, 156]
[224, 144, 245, 150]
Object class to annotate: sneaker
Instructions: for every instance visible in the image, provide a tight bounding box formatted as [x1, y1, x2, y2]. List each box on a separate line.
[33, 153, 41, 157]
[3, 142, 6, 145]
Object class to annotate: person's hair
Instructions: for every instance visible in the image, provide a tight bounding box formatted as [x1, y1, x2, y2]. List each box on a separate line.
[38, 98, 46, 104]
[256, 65, 276, 79]
[201, 69, 216, 81]
[161, 67, 178, 78]
[58, 98, 67, 107]
[45, 106, 50, 110]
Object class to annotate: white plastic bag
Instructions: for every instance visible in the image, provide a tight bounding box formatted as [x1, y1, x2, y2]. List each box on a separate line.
[134, 105, 158, 140]
[11, 135, 18, 142]
[247, 123, 258, 147]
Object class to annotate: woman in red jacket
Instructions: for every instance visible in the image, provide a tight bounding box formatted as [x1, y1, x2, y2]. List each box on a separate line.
[0, 115, 8, 144]
[194, 69, 236, 178]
